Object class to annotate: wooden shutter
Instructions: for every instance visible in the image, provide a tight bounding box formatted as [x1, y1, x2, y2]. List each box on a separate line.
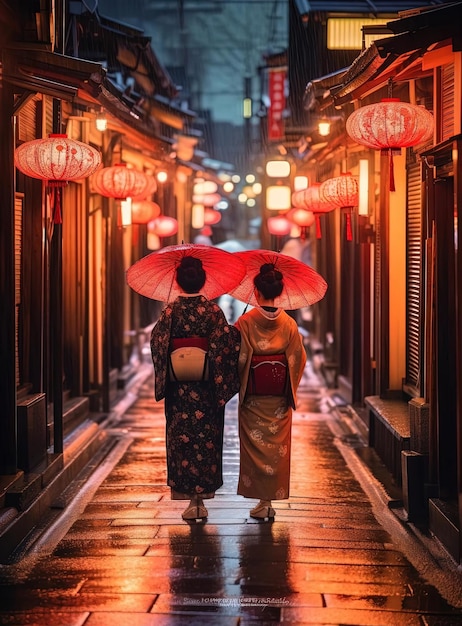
[405, 157, 422, 392]
[441, 63, 454, 142]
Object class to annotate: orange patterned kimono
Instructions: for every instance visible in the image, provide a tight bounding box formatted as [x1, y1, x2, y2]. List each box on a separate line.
[235, 307, 306, 501]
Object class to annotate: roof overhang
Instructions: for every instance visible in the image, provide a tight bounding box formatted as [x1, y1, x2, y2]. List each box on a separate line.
[3, 45, 185, 157]
[3, 45, 106, 104]
[303, 1, 462, 110]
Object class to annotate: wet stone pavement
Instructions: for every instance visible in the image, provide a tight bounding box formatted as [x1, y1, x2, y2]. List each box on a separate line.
[1, 362, 462, 625]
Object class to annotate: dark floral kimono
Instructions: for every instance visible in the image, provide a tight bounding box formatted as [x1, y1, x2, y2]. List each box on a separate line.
[151, 294, 241, 499]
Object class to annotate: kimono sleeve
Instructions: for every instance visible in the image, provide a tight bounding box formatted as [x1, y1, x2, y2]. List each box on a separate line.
[208, 307, 241, 406]
[150, 305, 173, 401]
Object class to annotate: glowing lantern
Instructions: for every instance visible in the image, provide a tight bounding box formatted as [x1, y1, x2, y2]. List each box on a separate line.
[94, 164, 150, 200]
[300, 183, 335, 239]
[204, 208, 221, 225]
[286, 208, 315, 241]
[131, 174, 157, 201]
[131, 200, 161, 225]
[320, 173, 358, 241]
[191, 204, 205, 229]
[14, 133, 101, 223]
[267, 216, 291, 237]
[346, 98, 433, 191]
[150, 215, 178, 238]
[193, 180, 218, 195]
[266, 185, 291, 210]
[193, 192, 221, 207]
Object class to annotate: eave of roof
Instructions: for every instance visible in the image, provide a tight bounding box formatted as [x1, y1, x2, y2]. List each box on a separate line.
[3, 44, 106, 103]
[3, 45, 175, 158]
[303, 0, 462, 110]
[70, 7, 179, 101]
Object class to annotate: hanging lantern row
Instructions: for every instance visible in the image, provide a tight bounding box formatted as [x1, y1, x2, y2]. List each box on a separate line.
[14, 134, 101, 224]
[346, 98, 434, 191]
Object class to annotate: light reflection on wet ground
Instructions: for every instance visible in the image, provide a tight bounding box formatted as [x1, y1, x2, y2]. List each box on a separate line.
[0, 363, 462, 625]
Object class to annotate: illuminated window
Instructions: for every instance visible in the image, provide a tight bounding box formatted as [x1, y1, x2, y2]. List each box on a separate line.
[327, 18, 393, 50]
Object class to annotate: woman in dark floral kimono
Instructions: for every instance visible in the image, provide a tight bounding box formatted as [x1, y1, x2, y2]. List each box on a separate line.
[150, 256, 240, 522]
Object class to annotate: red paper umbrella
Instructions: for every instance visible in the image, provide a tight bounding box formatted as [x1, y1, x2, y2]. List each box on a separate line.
[126, 243, 246, 302]
[286, 208, 315, 240]
[94, 164, 150, 200]
[131, 200, 161, 225]
[229, 249, 327, 310]
[320, 173, 358, 241]
[14, 133, 101, 223]
[346, 98, 433, 191]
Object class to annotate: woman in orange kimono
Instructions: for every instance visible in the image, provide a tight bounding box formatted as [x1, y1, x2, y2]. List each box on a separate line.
[235, 263, 306, 520]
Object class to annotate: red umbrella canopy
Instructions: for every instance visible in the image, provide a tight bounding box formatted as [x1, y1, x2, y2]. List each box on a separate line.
[229, 249, 328, 310]
[126, 243, 247, 302]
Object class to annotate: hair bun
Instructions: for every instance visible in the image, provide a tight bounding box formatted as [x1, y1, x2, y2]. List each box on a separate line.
[259, 262, 282, 284]
[176, 255, 206, 293]
[180, 256, 203, 271]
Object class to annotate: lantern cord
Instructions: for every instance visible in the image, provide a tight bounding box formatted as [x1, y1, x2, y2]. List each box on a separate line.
[53, 188, 63, 224]
[388, 78, 393, 98]
[389, 149, 396, 192]
[315, 214, 322, 239]
[345, 212, 353, 242]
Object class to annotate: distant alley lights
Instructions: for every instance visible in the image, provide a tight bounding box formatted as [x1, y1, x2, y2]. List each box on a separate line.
[265, 158, 292, 211]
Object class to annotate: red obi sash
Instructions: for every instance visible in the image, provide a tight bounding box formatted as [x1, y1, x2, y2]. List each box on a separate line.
[247, 353, 287, 396]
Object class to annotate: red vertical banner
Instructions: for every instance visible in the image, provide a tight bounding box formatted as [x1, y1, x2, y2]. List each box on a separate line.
[268, 67, 287, 142]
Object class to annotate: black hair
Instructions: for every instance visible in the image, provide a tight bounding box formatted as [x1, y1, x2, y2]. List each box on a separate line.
[254, 262, 283, 300]
[176, 256, 206, 293]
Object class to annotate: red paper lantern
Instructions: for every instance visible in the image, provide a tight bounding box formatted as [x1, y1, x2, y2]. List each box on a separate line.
[193, 192, 221, 207]
[94, 164, 150, 200]
[292, 183, 335, 238]
[131, 200, 161, 225]
[267, 216, 292, 236]
[286, 208, 315, 241]
[320, 174, 358, 241]
[150, 215, 178, 238]
[14, 133, 101, 223]
[204, 208, 221, 225]
[346, 98, 433, 191]
[131, 174, 157, 201]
